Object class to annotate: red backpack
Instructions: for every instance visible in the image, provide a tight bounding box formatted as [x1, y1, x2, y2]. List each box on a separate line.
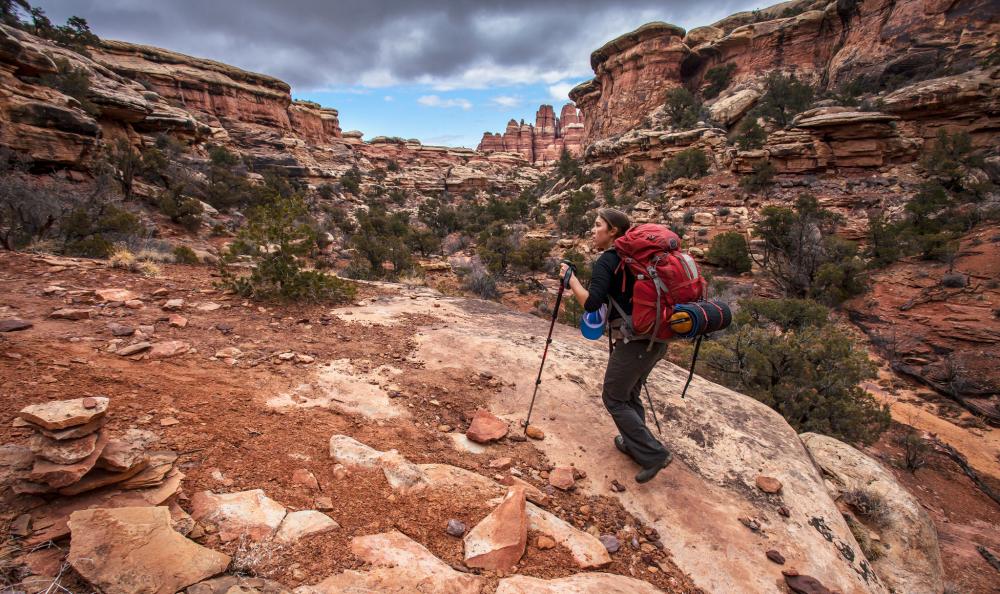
[610, 224, 706, 345]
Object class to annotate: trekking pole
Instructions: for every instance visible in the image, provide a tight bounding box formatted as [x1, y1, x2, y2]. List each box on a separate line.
[680, 335, 704, 399]
[524, 261, 575, 434]
[641, 381, 663, 436]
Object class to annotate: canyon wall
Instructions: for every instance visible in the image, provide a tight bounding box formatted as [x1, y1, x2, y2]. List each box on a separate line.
[0, 24, 535, 195]
[568, 0, 999, 146]
[477, 103, 584, 164]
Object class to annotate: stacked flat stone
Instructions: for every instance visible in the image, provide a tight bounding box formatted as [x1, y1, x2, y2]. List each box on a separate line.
[13, 397, 171, 496]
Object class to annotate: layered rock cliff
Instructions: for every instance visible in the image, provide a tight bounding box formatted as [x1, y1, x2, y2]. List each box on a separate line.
[0, 24, 536, 196]
[477, 103, 585, 164]
[569, 0, 999, 146]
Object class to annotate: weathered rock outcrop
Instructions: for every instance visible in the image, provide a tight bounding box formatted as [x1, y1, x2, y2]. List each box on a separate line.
[0, 23, 537, 198]
[478, 103, 585, 164]
[845, 225, 1000, 420]
[67, 506, 230, 594]
[296, 531, 484, 594]
[570, 23, 690, 141]
[728, 107, 922, 173]
[320, 293, 891, 594]
[571, 0, 998, 146]
[801, 432, 945, 594]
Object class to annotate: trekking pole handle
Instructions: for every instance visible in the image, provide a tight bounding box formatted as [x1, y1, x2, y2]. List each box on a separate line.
[559, 259, 576, 289]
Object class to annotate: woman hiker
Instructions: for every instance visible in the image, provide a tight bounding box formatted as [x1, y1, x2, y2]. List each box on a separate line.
[560, 208, 672, 484]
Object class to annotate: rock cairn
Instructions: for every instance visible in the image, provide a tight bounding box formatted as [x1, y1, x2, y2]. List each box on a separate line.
[6, 397, 183, 545]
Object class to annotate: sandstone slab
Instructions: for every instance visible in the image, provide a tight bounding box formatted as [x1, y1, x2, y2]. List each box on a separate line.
[0, 318, 33, 332]
[21, 415, 107, 440]
[548, 466, 575, 491]
[96, 288, 139, 303]
[274, 510, 339, 544]
[524, 502, 611, 569]
[464, 486, 527, 571]
[108, 322, 135, 336]
[295, 530, 483, 594]
[19, 397, 109, 430]
[162, 299, 184, 311]
[708, 88, 760, 126]
[329, 434, 428, 493]
[291, 468, 319, 490]
[801, 432, 944, 594]
[190, 489, 287, 542]
[466, 408, 510, 443]
[496, 573, 664, 593]
[50, 308, 91, 320]
[148, 340, 191, 359]
[99, 429, 158, 472]
[24, 469, 184, 546]
[118, 450, 177, 489]
[59, 458, 150, 496]
[755, 475, 783, 494]
[29, 431, 99, 464]
[29, 431, 108, 488]
[68, 506, 230, 594]
[187, 576, 292, 594]
[118, 341, 152, 356]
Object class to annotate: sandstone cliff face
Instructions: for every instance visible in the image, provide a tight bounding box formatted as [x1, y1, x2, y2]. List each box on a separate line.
[570, 0, 999, 146]
[845, 224, 1000, 422]
[477, 103, 584, 164]
[569, 22, 689, 141]
[0, 24, 535, 197]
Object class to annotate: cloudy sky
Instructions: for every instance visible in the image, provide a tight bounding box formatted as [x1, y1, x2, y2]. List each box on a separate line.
[39, 0, 765, 147]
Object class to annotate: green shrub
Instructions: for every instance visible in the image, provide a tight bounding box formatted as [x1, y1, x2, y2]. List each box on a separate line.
[738, 297, 830, 332]
[843, 489, 890, 527]
[657, 148, 710, 183]
[220, 194, 356, 302]
[39, 58, 98, 115]
[618, 163, 643, 191]
[898, 430, 929, 472]
[407, 228, 440, 257]
[477, 223, 518, 275]
[664, 88, 702, 130]
[703, 63, 736, 99]
[706, 231, 752, 273]
[557, 187, 595, 236]
[512, 237, 553, 272]
[753, 194, 866, 304]
[557, 147, 583, 181]
[316, 183, 336, 200]
[346, 206, 413, 279]
[8, 3, 99, 53]
[172, 245, 200, 264]
[561, 249, 592, 285]
[700, 298, 889, 445]
[203, 146, 256, 210]
[106, 139, 141, 201]
[757, 72, 814, 128]
[462, 265, 500, 300]
[736, 118, 767, 150]
[158, 189, 203, 231]
[340, 166, 363, 195]
[865, 213, 904, 268]
[739, 160, 775, 193]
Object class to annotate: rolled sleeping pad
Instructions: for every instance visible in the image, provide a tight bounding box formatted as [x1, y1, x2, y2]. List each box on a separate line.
[670, 301, 732, 338]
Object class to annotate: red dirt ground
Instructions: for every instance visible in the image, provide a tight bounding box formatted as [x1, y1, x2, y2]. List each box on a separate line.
[0, 251, 701, 593]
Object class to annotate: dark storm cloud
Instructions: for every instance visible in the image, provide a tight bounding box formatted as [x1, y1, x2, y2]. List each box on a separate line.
[36, 0, 763, 89]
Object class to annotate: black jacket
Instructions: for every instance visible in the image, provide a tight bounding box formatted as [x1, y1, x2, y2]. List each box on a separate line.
[584, 249, 634, 320]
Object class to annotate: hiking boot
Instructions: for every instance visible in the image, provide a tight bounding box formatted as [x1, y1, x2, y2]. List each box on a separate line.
[635, 451, 673, 484]
[614, 435, 630, 456]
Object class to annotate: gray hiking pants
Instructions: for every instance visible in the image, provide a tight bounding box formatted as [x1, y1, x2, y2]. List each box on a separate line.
[602, 339, 669, 469]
